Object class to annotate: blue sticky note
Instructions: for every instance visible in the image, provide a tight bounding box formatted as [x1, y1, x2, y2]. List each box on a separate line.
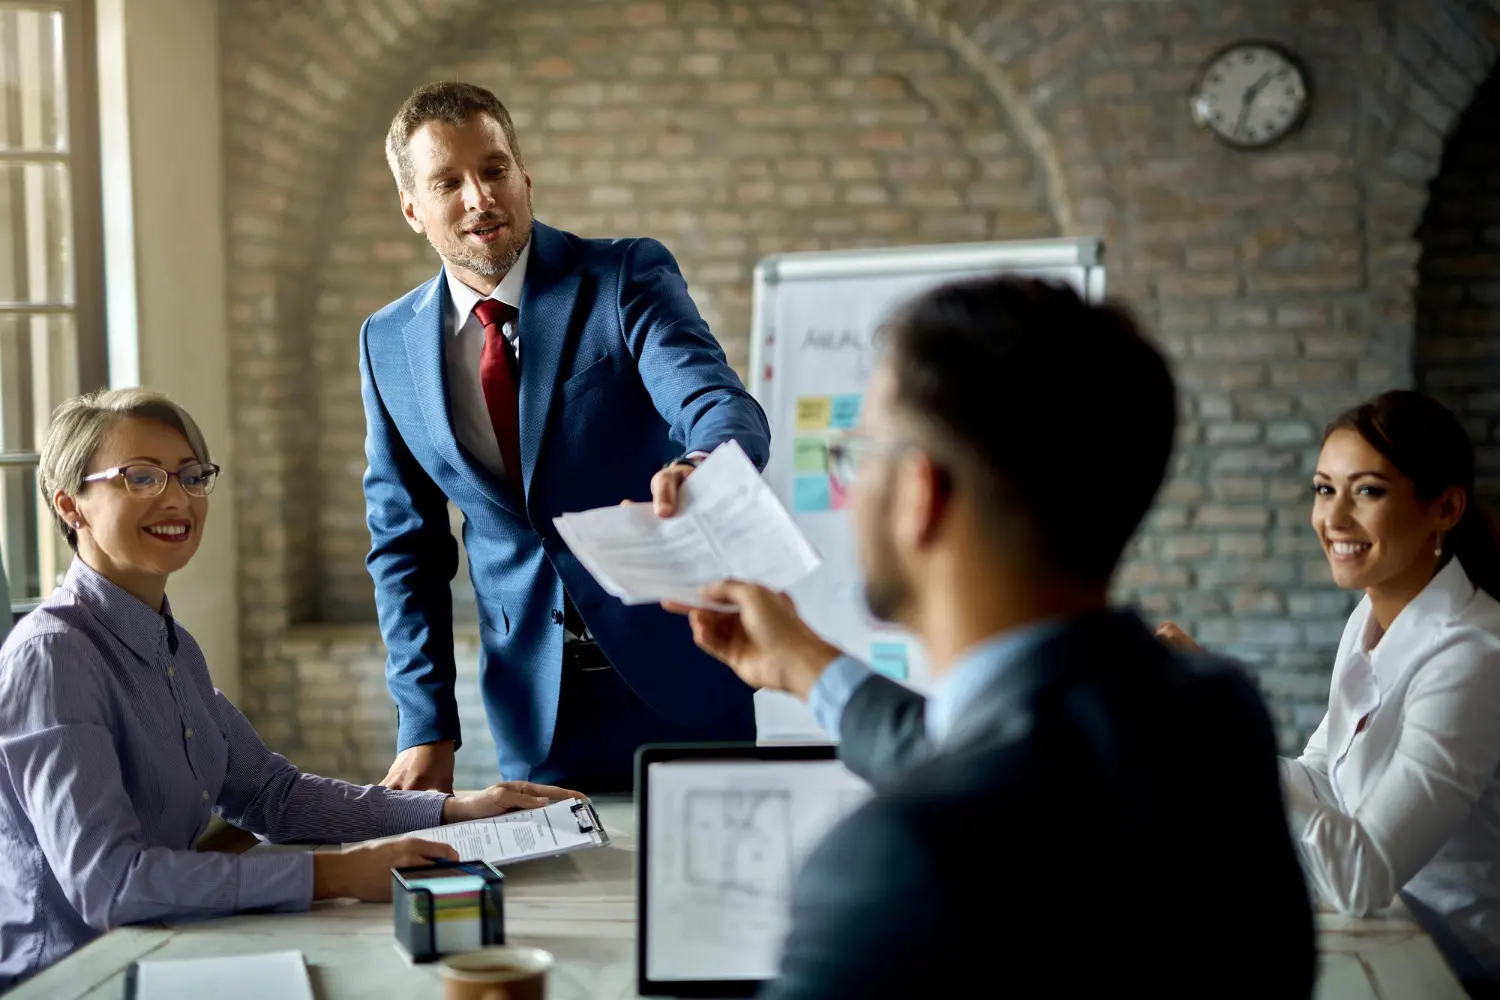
[871, 642, 908, 680]
[406, 875, 487, 895]
[793, 475, 831, 513]
[830, 394, 862, 430]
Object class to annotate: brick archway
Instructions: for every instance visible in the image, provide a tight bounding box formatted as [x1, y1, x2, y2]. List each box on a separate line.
[223, 0, 1500, 761]
[892, 0, 1500, 748]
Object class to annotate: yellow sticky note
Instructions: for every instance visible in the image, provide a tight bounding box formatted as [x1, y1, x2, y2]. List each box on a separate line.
[796, 397, 831, 432]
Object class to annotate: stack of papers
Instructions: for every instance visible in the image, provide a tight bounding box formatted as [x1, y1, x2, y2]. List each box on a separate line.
[128, 950, 314, 1000]
[553, 441, 821, 608]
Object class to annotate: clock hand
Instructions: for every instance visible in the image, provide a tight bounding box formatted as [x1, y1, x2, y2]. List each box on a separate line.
[1234, 71, 1274, 140]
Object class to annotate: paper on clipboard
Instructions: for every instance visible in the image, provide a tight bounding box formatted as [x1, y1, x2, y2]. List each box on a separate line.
[349, 797, 610, 865]
[552, 440, 821, 610]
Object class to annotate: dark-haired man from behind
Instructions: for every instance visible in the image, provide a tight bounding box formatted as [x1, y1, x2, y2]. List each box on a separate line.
[674, 277, 1315, 998]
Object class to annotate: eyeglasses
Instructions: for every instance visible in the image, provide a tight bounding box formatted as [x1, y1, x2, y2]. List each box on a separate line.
[81, 462, 221, 498]
[826, 432, 912, 490]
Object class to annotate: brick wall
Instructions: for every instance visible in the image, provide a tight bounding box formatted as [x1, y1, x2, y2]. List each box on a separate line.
[1416, 69, 1500, 511]
[221, 0, 1500, 782]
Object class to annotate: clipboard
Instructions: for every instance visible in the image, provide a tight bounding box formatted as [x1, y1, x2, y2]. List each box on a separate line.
[345, 796, 611, 865]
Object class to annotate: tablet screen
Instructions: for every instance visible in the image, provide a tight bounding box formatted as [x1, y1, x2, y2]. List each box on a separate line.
[643, 757, 872, 983]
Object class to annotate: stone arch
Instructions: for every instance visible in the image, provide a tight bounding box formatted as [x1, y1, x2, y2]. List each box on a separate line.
[224, 0, 1065, 755]
[222, 0, 1500, 760]
[902, 0, 1500, 749]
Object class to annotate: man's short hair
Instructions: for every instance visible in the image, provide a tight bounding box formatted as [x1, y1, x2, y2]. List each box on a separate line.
[880, 275, 1177, 586]
[385, 81, 522, 193]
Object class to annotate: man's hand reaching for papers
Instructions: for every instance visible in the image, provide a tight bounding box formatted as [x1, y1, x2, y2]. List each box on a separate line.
[665, 580, 842, 701]
[441, 781, 587, 824]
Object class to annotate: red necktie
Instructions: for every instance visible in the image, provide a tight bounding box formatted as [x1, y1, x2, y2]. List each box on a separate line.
[472, 298, 524, 495]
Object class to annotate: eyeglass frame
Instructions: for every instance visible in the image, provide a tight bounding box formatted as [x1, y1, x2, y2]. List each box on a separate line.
[80, 462, 222, 498]
[826, 431, 921, 491]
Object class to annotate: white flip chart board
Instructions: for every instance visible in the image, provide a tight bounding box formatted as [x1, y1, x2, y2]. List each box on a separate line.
[748, 238, 1106, 740]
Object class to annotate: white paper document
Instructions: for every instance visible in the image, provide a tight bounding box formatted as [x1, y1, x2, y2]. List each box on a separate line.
[129, 950, 314, 1000]
[553, 440, 821, 607]
[348, 797, 609, 865]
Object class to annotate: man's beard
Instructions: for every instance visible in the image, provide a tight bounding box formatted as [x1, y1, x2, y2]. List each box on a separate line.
[860, 479, 912, 625]
[434, 209, 533, 278]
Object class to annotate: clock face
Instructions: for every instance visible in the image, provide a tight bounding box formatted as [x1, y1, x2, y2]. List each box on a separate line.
[1191, 43, 1309, 149]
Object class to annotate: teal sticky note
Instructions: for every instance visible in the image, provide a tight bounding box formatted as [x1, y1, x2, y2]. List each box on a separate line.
[793, 475, 831, 513]
[830, 394, 862, 430]
[870, 642, 908, 680]
[406, 875, 487, 895]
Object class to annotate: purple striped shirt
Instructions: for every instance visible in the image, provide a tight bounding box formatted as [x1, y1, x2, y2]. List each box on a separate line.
[0, 559, 447, 988]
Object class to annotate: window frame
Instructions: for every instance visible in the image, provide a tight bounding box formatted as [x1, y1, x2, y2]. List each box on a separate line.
[0, 0, 105, 618]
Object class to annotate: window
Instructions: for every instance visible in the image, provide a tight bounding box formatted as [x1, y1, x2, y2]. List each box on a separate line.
[0, 0, 104, 619]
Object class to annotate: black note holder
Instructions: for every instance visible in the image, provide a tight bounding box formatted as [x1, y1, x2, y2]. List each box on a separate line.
[391, 861, 506, 963]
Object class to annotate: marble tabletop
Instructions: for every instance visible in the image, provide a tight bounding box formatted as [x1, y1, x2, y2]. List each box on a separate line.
[10, 796, 1470, 1000]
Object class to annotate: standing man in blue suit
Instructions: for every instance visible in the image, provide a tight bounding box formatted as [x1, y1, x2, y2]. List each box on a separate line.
[360, 82, 770, 793]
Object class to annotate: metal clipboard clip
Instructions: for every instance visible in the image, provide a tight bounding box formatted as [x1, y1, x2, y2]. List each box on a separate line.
[569, 799, 610, 845]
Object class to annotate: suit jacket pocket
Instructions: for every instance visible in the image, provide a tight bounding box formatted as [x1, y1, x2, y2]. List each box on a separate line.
[560, 354, 618, 402]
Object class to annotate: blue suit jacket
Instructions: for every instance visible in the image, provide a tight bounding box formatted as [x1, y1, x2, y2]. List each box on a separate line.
[359, 221, 770, 779]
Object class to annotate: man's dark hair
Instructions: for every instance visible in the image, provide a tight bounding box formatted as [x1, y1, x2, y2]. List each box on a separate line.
[385, 81, 522, 193]
[880, 275, 1177, 586]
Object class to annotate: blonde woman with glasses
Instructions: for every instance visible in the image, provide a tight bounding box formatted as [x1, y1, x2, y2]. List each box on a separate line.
[0, 388, 580, 989]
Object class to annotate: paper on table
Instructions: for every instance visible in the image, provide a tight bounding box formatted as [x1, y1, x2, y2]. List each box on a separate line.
[129, 950, 314, 1000]
[350, 798, 600, 864]
[553, 440, 821, 607]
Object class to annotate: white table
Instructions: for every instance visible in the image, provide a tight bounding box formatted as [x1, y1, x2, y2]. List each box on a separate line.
[12, 798, 1469, 999]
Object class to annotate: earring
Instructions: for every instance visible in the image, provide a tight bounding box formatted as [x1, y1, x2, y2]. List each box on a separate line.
[1435, 534, 1444, 558]
[71, 521, 81, 530]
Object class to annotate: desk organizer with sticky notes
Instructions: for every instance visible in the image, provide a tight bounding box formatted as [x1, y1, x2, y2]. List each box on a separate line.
[392, 861, 505, 962]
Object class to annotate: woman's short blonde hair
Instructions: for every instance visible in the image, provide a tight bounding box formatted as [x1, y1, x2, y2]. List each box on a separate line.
[38, 388, 212, 550]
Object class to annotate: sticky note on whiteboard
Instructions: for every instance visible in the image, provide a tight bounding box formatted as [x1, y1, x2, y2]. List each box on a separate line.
[871, 642, 909, 680]
[830, 394, 862, 429]
[793, 475, 831, 513]
[796, 396, 832, 431]
[793, 437, 828, 473]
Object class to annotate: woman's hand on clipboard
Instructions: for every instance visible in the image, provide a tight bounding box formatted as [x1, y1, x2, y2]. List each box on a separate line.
[664, 580, 842, 700]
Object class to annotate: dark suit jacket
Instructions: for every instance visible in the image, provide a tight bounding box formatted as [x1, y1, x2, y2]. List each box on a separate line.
[763, 611, 1316, 999]
[359, 221, 770, 778]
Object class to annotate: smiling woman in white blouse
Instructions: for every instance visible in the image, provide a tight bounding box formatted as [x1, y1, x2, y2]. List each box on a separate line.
[1159, 389, 1500, 989]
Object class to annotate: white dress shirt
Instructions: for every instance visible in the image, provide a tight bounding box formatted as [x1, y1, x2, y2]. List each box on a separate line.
[444, 240, 531, 479]
[1281, 556, 1500, 977]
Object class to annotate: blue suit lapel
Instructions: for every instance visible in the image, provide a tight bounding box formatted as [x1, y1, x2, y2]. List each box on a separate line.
[517, 222, 581, 495]
[401, 272, 522, 517]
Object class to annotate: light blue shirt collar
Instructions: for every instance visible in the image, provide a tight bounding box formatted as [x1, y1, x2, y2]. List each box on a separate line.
[925, 619, 1063, 745]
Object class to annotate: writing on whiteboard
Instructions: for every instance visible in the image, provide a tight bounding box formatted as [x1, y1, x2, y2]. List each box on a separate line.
[800, 327, 869, 352]
[798, 327, 878, 382]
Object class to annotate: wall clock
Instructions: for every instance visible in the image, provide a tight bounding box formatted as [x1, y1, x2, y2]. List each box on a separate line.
[1190, 41, 1310, 149]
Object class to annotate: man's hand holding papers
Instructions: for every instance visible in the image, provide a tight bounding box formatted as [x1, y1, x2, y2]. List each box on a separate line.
[553, 441, 820, 609]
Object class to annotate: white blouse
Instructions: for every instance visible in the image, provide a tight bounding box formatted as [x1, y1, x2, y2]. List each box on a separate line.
[1282, 556, 1500, 976]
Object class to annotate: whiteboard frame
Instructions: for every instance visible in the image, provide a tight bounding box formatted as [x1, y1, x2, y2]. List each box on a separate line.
[749, 237, 1106, 399]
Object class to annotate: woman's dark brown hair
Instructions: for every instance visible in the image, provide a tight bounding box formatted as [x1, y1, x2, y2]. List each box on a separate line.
[1326, 390, 1500, 600]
